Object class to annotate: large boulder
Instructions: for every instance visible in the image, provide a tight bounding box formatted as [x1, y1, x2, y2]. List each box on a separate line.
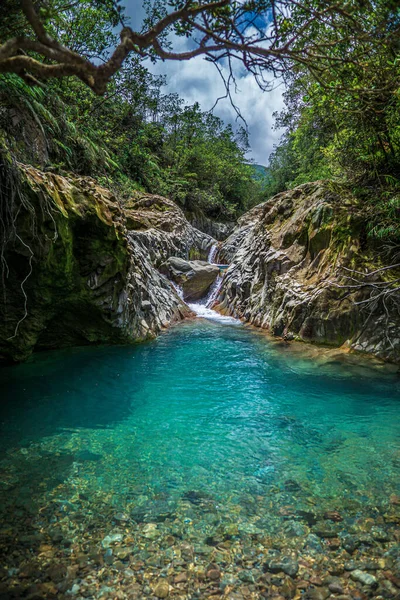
[0, 164, 194, 363]
[217, 181, 400, 364]
[160, 257, 220, 302]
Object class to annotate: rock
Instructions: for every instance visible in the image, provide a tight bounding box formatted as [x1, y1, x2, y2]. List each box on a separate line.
[304, 534, 323, 553]
[371, 526, 389, 542]
[154, 580, 170, 598]
[341, 535, 360, 554]
[46, 563, 67, 583]
[207, 568, 221, 581]
[350, 570, 378, 587]
[102, 533, 124, 548]
[186, 212, 235, 241]
[174, 572, 187, 584]
[238, 570, 255, 583]
[217, 181, 400, 364]
[344, 561, 359, 571]
[0, 166, 201, 363]
[284, 520, 308, 537]
[326, 538, 341, 550]
[323, 511, 343, 522]
[328, 582, 344, 594]
[159, 257, 220, 301]
[304, 587, 330, 600]
[266, 557, 299, 578]
[281, 576, 297, 598]
[125, 193, 214, 263]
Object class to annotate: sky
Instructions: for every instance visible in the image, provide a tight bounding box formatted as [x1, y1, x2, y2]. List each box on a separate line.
[121, 1, 285, 166]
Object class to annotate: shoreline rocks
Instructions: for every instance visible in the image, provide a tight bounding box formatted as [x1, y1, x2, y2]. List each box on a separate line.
[0, 165, 215, 364]
[217, 181, 400, 364]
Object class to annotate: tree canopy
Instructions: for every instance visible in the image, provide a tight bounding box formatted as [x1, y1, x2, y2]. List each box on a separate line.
[0, 0, 399, 96]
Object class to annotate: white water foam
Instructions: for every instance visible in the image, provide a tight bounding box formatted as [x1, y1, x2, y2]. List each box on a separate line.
[189, 274, 241, 325]
[187, 302, 241, 324]
[207, 244, 219, 264]
[169, 248, 241, 325]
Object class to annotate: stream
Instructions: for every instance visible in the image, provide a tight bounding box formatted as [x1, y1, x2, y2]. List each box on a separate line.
[0, 251, 400, 598]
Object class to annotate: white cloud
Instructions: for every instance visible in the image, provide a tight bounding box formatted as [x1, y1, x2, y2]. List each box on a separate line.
[122, 0, 285, 165]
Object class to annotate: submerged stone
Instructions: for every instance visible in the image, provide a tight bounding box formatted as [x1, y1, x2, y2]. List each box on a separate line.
[351, 570, 378, 587]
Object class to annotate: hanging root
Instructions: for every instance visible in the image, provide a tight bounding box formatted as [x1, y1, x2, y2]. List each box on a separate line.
[6, 234, 33, 340]
[329, 261, 400, 353]
[0, 151, 59, 341]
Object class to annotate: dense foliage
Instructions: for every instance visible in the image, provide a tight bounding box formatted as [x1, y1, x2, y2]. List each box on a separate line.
[263, 1, 400, 242]
[1, 0, 400, 228]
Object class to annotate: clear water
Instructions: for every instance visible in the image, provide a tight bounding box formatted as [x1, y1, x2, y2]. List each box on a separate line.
[1, 319, 400, 543]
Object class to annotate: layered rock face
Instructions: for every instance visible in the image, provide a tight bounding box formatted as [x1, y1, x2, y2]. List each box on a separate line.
[0, 164, 213, 363]
[124, 194, 214, 265]
[185, 211, 235, 241]
[160, 257, 220, 302]
[217, 182, 400, 363]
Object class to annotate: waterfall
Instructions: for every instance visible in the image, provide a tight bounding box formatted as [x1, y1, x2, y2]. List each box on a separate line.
[207, 244, 219, 265]
[168, 243, 240, 324]
[205, 274, 223, 308]
[170, 280, 184, 300]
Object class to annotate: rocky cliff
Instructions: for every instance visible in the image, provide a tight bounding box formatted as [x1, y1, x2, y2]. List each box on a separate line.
[217, 182, 400, 363]
[0, 161, 213, 363]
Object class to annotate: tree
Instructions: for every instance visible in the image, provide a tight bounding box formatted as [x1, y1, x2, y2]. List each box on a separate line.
[0, 0, 398, 96]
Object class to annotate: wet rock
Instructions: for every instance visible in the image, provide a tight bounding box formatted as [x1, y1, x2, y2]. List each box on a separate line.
[238, 570, 255, 584]
[284, 520, 308, 537]
[283, 480, 302, 492]
[371, 526, 389, 542]
[350, 570, 378, 587]
[113, 512, 130, 523]
[344, 561, 359, 571]
[207, 567, 221, 581]
[328, 582, 344, 594]
[265, 557, 299, 577]
[104, 548, 113, 565]
[341, 535, 360, 554]
[296, 510, 317, 527]
[46, 563, 67, 583]
[101, 533, 123, 548]
[304, 587, 330, 600]
[304, 534, 323, 553]
[182, 490, 213, 506]
[312, 523, 340, 539]
[323, 511, 343, 522]
[174, 572, 187, 584]
[326, 538, 341, 550]
[281, 576, 297, 598]
[159, 257, 220, 302]
[154, 580, 170, 598]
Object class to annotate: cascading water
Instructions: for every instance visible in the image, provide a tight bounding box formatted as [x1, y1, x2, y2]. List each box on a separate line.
[207, 243, 219, 264]
[169, 243, 239, 323]
[190, 243, 238, 323]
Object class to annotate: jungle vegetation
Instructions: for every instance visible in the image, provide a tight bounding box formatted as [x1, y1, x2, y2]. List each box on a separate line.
[0, 0, 399, 232]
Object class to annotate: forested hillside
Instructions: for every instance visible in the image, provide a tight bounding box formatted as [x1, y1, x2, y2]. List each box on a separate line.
[0, 2, 262, 222]
[263, 6, 400, 244]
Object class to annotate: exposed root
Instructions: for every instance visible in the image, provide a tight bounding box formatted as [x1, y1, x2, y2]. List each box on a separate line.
[0, 152, 59, 340]
[329, 261, 400, 353]
[6, 233, 33, 340]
